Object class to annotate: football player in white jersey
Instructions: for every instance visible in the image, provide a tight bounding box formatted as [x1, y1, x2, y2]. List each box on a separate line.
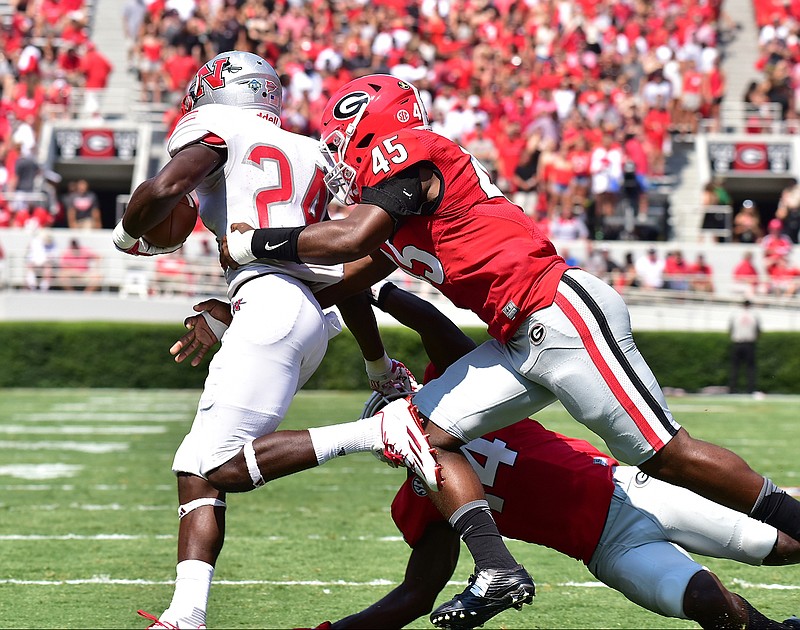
[113, 51, 421, 629]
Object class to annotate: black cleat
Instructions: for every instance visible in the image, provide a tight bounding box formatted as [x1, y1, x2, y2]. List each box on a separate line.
[784, 617, 800, 628]
[430, 564, 535, 629]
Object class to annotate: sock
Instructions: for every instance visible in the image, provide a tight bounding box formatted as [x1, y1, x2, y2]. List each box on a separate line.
[162, 559, 214, 626]
[739, 595, 792, 629]
[449, 500, 517, 571]
[750, 477, 800, 541]
[307, 417, 381, 465]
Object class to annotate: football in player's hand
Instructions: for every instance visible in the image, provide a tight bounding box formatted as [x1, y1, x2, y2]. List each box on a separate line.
[143, 193, 198, 248]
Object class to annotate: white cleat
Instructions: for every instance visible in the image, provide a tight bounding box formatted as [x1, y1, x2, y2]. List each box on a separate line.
[377, 397, 443, 491]
[137, 610, 206, 629]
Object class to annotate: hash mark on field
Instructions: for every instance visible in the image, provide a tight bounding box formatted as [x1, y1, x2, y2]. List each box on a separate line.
[0, 463, 82, 479]
[731, 578, 800, 590]
[0, 441, 127, 453]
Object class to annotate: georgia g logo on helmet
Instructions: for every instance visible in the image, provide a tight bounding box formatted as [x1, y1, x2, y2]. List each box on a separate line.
[332, 91, 370, 120]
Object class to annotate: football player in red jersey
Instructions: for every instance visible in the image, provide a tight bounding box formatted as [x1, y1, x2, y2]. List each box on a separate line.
[317, 282, 800, 630]
[221, 75, 800, 627]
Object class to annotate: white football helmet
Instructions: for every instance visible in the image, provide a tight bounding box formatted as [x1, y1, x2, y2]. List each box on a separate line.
[360, 387, 414, 419]
[181, 51, 282, 125]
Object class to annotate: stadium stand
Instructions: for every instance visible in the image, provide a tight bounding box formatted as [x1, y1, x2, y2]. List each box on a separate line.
[2, 0, 800, 331]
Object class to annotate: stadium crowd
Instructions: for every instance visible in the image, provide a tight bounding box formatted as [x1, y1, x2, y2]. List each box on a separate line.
[0, 0, 739, 238]
[3, 0, 800, 300]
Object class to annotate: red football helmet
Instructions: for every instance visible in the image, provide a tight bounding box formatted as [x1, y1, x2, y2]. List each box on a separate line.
[319, 74, 429, 204]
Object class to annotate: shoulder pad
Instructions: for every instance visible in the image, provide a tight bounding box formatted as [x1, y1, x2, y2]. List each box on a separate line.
[168, 104, 234, 157]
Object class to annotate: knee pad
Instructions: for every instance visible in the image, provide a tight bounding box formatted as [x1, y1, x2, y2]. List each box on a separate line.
[178, 497, 227, 519]
[654, 569, 695, 619]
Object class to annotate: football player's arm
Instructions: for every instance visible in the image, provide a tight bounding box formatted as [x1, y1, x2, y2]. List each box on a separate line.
[223, 203, 394, 268]
[223, 164, 438, 268]
[331, 522, 460, 629]
[374, 283, 477, 373]
[314, 252, 397, 309]
[121, 143, 222, 237]
[169, 298, 233, 367]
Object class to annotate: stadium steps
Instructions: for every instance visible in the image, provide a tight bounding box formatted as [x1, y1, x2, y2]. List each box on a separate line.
[88, 0, 137, 120]
[720, 0, 762, 105]
[663, 0, 762, 244]
[664, 140, 703, 242]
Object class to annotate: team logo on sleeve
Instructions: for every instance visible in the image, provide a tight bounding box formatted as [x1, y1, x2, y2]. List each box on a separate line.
[332, 91, 370, 120]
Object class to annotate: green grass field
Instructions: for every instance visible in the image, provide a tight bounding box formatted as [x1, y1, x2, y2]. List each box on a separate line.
[0, 389, 798, 629]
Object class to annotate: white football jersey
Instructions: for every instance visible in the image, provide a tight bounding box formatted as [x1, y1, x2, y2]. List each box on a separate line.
[167, 103, 343, 296]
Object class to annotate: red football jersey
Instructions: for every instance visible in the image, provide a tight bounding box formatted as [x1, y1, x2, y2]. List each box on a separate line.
[391, 419, 617, 564]
[361, 128, 569, 342]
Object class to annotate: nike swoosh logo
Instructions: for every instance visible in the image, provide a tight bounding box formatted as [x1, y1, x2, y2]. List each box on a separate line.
[263, 240, 288, 251]
[403, 190, 413, 198]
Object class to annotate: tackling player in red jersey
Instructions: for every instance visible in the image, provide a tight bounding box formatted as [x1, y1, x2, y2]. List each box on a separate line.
[320, 283, 799, 630]
[221, 75, 800, 627]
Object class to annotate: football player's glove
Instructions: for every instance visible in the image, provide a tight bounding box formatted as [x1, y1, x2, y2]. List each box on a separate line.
[366, 352, 418, 396]
[112, 221, 182, 256]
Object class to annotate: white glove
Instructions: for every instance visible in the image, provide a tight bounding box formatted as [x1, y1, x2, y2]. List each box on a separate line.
[365, 352, 418, 396]
[112, 222, 182, 256]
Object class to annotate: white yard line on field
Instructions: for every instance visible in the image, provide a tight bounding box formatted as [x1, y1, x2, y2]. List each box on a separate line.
[0, 440, 127, 453]
[0, 576, 797, 591]
[0, 425, 165, 434]
[11, 412, 188, 422]
[0, 463, 82, 479]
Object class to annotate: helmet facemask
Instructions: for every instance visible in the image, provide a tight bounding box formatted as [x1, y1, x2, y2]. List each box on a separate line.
[319, 100, 370, 205]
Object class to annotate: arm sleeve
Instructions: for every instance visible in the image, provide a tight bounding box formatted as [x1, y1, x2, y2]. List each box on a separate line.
[361, 163, 437, 225]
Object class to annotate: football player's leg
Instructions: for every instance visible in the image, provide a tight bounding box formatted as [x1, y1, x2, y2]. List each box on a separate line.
[683, 571, 792, 629]
[201, 276, 331, 491]
[142, 473, 225, 629]
[516, 269, 800, 540]
[613, 467, 778, 566]
[412, 344, 543, 626]
[587, 488, 770, 629]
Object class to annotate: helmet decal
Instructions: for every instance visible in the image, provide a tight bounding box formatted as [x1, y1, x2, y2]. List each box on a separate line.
[194, 57, 241, 98]
[332, 91, 370, 120]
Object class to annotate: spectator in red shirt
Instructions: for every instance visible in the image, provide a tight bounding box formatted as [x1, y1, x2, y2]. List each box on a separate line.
[78, 42, 113, 117]
[762, 218, 793, 261]
[643, 97, 671, 176]
[163, 44, 199, 96]
[664, 250, 691, 290]
[59, 237, 101, 292]
[688, 253, 714, 293]
[766, 254, 800, 296]
[733, 250, 762, 297]
[79, 42, 113, 89]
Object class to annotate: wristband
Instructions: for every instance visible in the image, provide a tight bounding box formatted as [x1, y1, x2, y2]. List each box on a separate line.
[251, 226, 304, 262]
[365, 351, 392, 378]
[226, 230, 256, 265]
[200, 309, 230, 342]
[374, 282, 398, 311]
[112, 222, 138, 249]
